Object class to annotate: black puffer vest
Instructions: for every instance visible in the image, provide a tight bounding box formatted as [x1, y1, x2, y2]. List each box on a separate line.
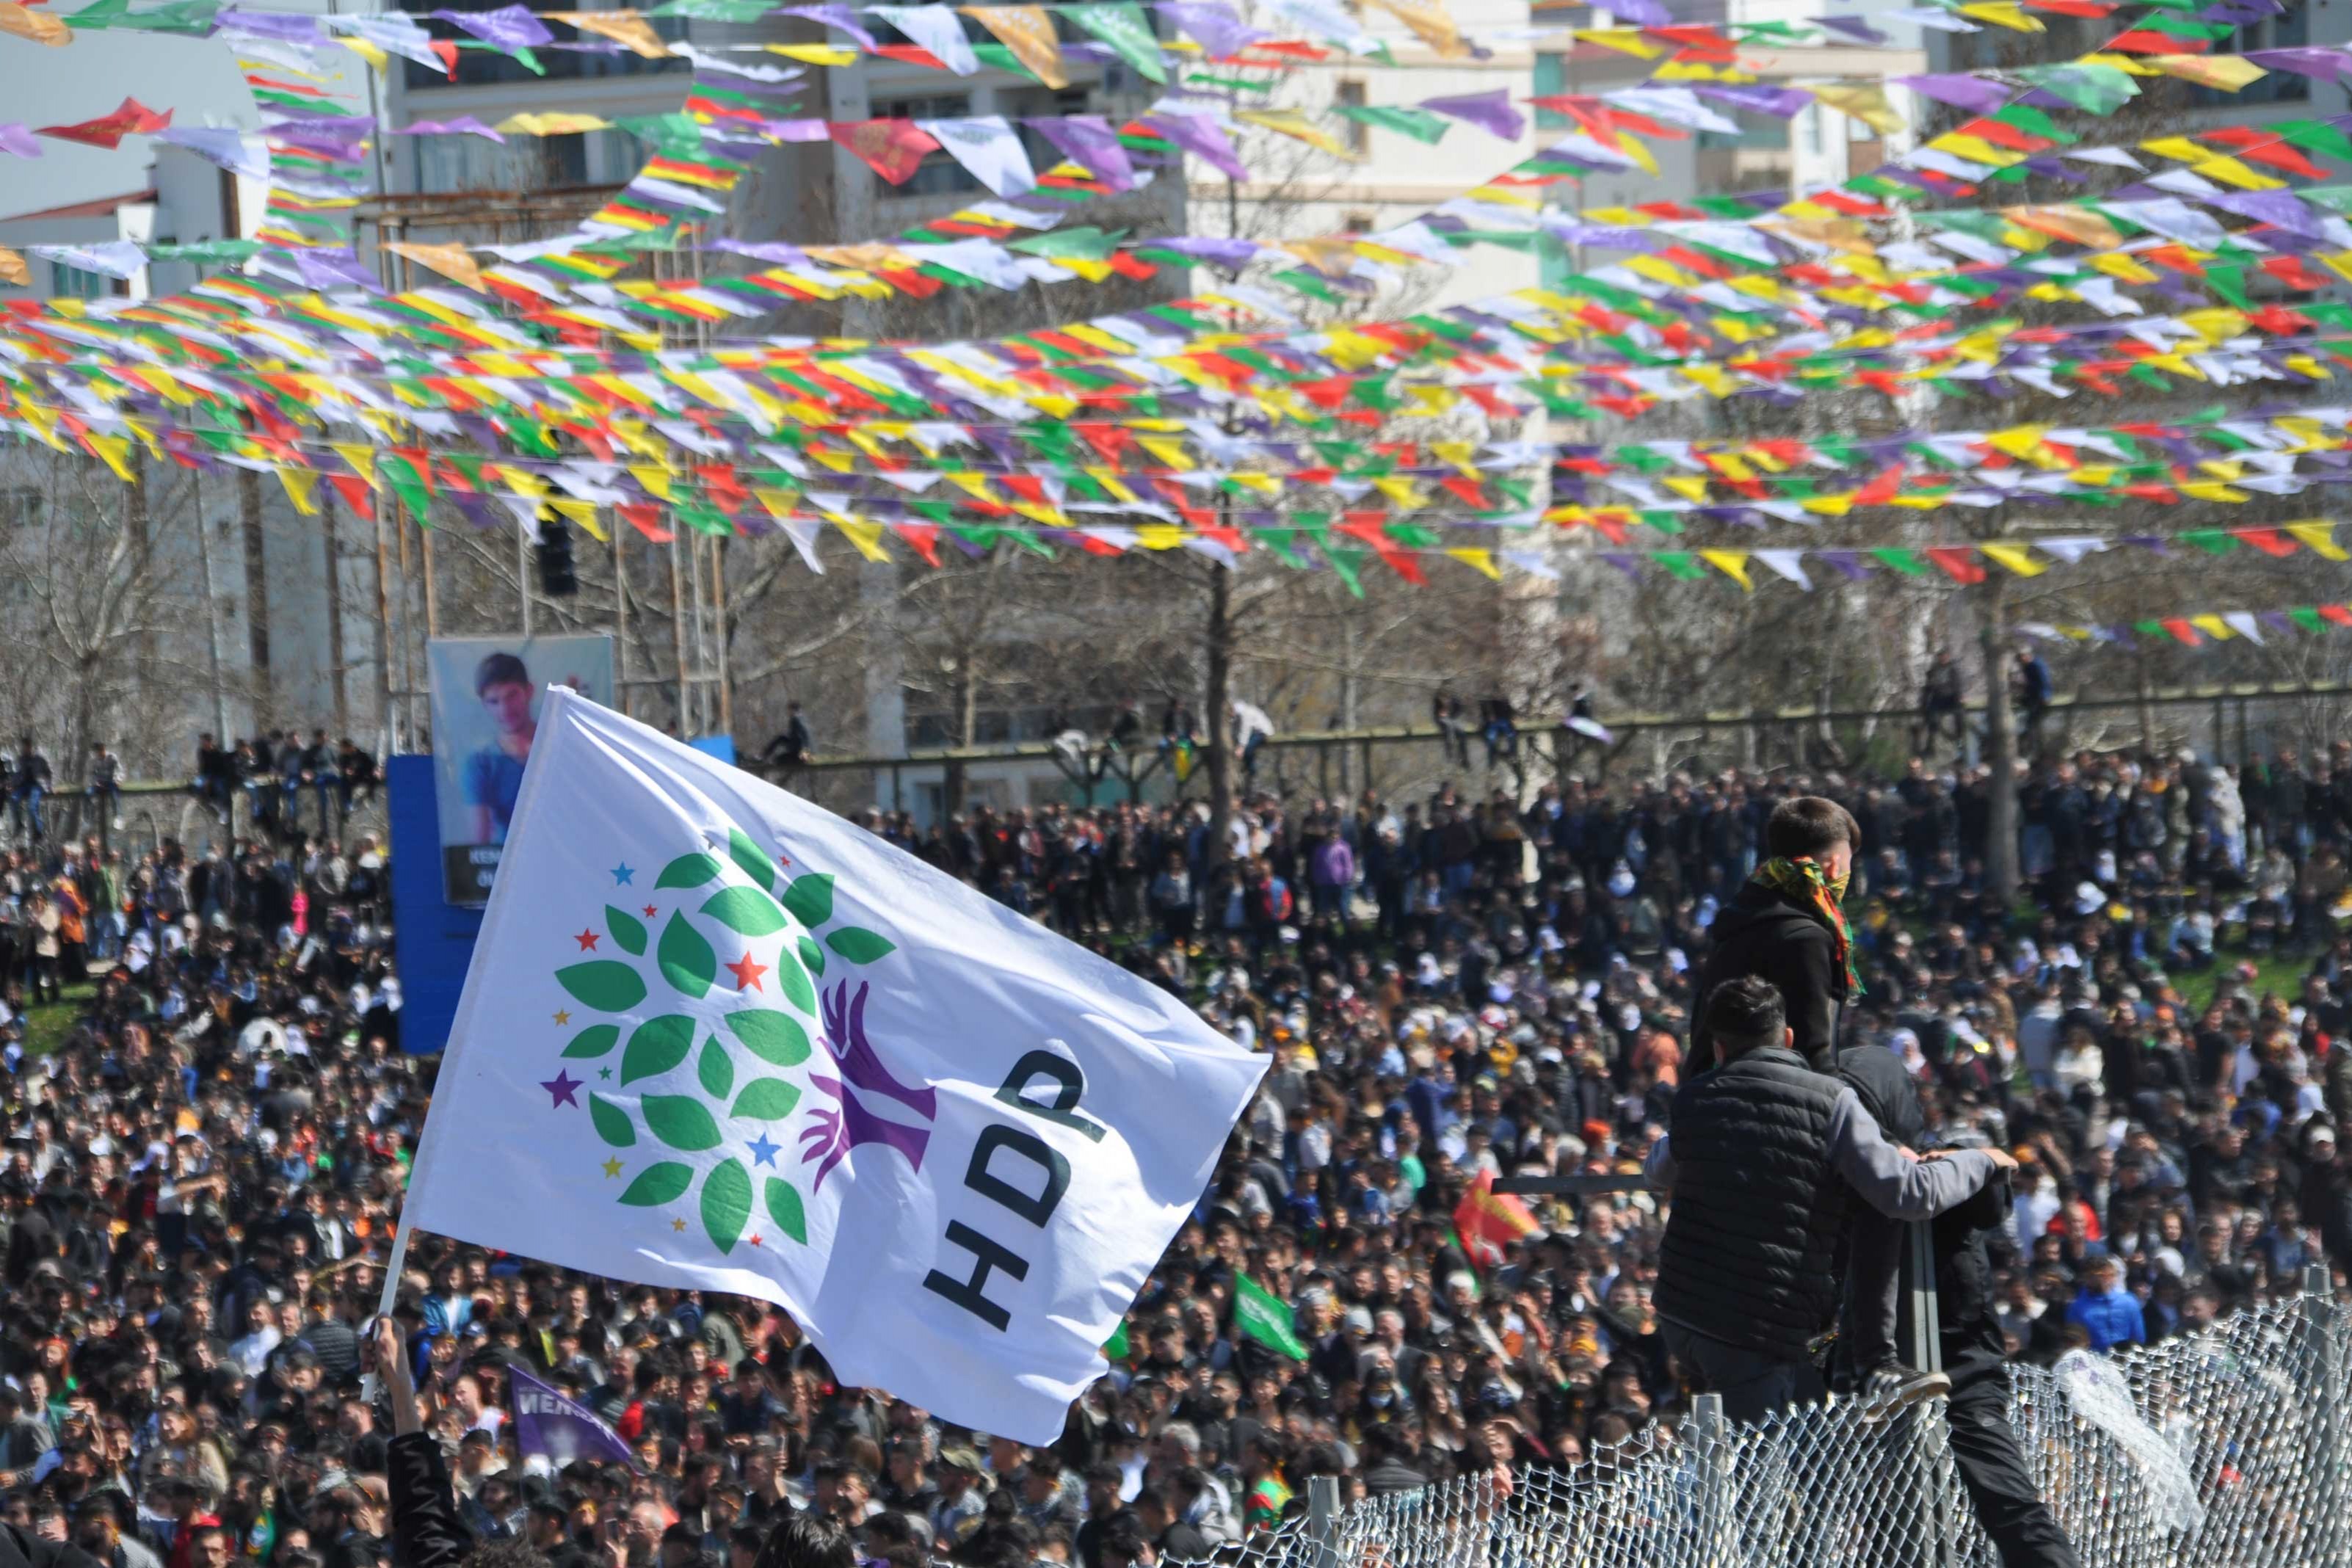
[1654, 1047, 1851, 1357]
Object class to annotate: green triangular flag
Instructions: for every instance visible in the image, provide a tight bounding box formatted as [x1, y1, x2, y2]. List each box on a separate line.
[1069, 1, 1167, 83]
[1233, 1273, 1310, 1360]
[1333, 104, 1448, 145]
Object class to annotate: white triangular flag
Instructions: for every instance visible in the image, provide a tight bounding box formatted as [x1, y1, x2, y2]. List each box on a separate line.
[398, 691, 1264, 1442]
[915, 116, 1036, 197]
[870, 4, 980, 73]
[1755, 548, 1812, 589]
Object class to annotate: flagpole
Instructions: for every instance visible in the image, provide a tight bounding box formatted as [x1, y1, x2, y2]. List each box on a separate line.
[372, 688, 581, 1333]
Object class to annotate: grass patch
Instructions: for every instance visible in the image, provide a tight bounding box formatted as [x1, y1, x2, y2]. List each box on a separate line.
[2182, 941, 2309, 1014]
[21, 981, 95, 1056]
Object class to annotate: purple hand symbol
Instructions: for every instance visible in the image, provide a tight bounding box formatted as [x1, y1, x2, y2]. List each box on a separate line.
[818, 981, 938, 1121]
[800, 1072, 932, 1191]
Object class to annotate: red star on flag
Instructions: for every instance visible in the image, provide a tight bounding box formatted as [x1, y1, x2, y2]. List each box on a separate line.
[725, 952, 769, 992]
[574, 929, 600, 951]
[642, 903, 658, 918]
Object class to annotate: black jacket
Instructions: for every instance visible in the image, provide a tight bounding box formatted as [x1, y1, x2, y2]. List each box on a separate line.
[1838, 1046, 2009, 1331]
[1694, 882, 1845, 1069]
[0, 1526, 100, 1568]
[1655, 1047, 1851, 1357]
[388, 1431, 472, 1568]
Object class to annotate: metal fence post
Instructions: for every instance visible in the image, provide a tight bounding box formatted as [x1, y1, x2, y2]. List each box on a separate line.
[1688, 1392, 1736, 1568]
[2302, 1263, 2341, 1568]
[1306, 1475, 1342, 1568]
[1903, 1223, 1955, 1568]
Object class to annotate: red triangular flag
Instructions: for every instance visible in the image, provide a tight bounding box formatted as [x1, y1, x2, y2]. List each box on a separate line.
[1925, 547, 1988, 584]
[828, 119, 940, 185]
[617, 504, 673, 544]
[327, 473, 374, 520]
[37, 96, 172, 150]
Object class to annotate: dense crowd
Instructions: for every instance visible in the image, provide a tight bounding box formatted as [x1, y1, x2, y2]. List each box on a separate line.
[0, 739, 2345, 1568]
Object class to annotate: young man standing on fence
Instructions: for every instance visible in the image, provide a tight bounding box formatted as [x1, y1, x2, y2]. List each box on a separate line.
[1837, 1048, 2083, 1568]
[1690, 796, 1943, 1401]
[1645, 978, 2016, 1425]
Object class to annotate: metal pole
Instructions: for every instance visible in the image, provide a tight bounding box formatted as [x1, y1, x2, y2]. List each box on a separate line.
[372, 495, 396, 752]
[1304, 1476, 1341, 1568]
[189, 467, 230, 741]
[613, 523, 630, 719]
[519, 520, 534, 639]
[711, 534, 733, 738]
[669, 534, 692, 733]
[394, 498, 417, 744]
[2303, 1262, 2340, 1567]
[1689, 1392, 1736, 1568]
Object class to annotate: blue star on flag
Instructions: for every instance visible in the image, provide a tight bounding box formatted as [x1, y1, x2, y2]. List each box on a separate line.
[611, 863, 636, 885]
[747, 1132, 783, 1167]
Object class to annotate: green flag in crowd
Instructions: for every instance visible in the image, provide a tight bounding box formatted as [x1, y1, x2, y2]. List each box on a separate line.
[1234, 1273, 1309, 1361]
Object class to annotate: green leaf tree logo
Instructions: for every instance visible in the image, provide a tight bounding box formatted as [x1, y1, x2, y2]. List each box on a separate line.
[546, 828, 920, 1255]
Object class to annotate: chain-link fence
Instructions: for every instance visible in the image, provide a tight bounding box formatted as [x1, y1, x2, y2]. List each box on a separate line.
[1185, 1275, 2351, 1568]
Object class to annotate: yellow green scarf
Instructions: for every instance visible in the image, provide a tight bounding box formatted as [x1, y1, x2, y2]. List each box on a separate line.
[1752, 856, 1863, 998]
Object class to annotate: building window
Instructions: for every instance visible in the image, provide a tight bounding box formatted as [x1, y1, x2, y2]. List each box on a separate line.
[396, 0, 685, 88]
[1343, 212, 1373, 233]
[2193, 0, 2306, 104]
[1337, 80, 1369, 156]
[1010, 86, 1092, 173]
[0, 487, 40, 529]
[48, 262, 115, 300]
[1533, 52, 1567, 129]
[876, 95, 981, 197]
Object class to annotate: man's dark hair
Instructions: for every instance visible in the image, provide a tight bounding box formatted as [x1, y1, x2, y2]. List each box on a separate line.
[1704, 978, 1785, 1059]
[474, 653, 531, 696]
[752, 1514, 856, 1568]
[1764, 796, 1857, 861]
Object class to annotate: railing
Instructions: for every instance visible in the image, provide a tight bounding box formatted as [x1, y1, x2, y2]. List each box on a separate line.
[1189, 1267, 2348, 1568]
[765, 675, 2352, 805]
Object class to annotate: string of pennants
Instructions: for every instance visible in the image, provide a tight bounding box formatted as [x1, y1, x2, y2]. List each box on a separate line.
[2024, 601, 2352, 647]
[8, 0, 2352, 603]
[0, 0, 2324, 337]
[0, 0, 2165, 79]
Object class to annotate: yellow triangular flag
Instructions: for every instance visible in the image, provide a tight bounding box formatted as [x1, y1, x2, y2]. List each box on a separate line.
[546, 10, 668, 57]
[1445, 547, 1500, 580]
[962, 4, 1067, 86]
[385, 240, 485, 292]
[277, 465, 324, 516]
[1701, 550, 1752, 590]
[833, 518, 891, 562]
[1978, 542, 2045, 577]
[2287, 521, 2351, 561]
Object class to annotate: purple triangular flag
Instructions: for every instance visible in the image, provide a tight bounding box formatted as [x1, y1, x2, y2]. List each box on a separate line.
[1155, 0, 1265, 58]
[1418, 89, 1524, 141]
[1024, 114, 1136, 191]
[511, 1365, 636, 1468]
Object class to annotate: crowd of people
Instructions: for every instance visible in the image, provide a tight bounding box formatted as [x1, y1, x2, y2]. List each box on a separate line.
[0, 730, 2345, 1568]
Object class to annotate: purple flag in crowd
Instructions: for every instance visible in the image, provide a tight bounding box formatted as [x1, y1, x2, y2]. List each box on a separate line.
[511, 1364, 636, 1468]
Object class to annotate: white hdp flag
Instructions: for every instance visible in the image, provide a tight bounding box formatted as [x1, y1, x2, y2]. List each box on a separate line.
[402, 690, 1265, 1440]
[916, 117, 1037, 199]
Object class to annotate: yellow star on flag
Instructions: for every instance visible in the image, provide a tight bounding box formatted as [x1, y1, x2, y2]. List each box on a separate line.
[553, 1009, 571, 1025]
[602, 1158, 623, 1178]
[672, 1218, 687, 1232]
